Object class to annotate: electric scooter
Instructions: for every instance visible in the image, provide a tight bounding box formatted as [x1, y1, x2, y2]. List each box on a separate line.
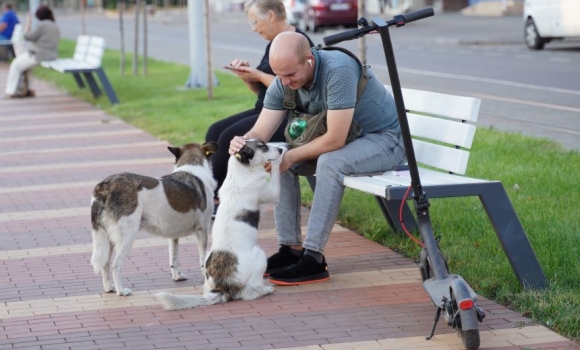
[323, 8, 486, 350]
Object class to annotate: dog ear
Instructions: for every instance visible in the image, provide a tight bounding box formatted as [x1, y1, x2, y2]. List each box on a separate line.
[167, 146, 181, 161]
[235, 145, 254, 164]
[201, 142, 219, 158]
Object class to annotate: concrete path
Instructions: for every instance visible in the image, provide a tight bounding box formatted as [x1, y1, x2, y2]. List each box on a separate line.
[1, 65, 578, 350]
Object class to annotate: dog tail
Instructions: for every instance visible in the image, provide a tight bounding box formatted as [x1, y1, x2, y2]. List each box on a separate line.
[90, 182, 111, 275]
[90, 196, 111, 275]
[91, 227, 111, 275]
[155, 291, 227, 310]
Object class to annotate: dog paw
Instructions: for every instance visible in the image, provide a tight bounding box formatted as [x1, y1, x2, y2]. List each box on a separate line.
[264, 285, 274, 295]
[173, 272, 187, 282]
[117, 288, 133, 296]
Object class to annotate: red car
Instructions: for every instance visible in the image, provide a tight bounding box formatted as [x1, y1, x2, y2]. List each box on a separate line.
[297, 0, 359, 33]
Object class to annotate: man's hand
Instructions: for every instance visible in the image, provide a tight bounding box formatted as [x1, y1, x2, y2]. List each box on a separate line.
[229, 135, 248, 156]
[233, 66, 262, 83]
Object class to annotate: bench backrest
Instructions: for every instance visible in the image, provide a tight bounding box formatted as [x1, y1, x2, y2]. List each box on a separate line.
[385, 86, 481, 175]
[73, 35, 105, 67]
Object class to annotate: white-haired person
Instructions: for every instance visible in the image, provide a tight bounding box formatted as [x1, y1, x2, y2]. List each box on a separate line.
[205, 0, 313, 217]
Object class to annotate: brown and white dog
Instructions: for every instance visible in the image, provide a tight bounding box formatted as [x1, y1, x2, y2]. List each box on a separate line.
[90, 142, 218, 296]
[156, 140, 284, 310]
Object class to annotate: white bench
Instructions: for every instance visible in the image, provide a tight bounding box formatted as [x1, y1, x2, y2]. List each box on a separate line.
[341, 86, 545, 289]
[0, 23, 23, 61]
[268, 87, 547, 288]
[41, 35, 119, 104]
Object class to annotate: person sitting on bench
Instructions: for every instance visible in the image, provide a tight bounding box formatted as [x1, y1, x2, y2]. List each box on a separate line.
[4, 5, 59, 99]
[229, 32, 406, 285]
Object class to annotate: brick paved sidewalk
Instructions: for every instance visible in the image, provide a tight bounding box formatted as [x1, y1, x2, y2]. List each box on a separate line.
[1, 65, 578, 350]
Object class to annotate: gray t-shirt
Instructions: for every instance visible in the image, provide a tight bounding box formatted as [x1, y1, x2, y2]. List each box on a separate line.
[264, 47, 399, 135]
[24, 20, 60, 61]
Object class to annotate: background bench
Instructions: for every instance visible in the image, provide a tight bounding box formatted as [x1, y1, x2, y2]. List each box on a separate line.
[41, 35, 119, 105]
[342, 86, 546, 289]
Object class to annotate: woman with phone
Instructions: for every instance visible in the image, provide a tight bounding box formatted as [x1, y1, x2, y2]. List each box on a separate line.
[205, 0, 313, 217]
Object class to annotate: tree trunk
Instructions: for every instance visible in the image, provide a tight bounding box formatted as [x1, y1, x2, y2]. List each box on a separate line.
[133, 0, 141, 76]
[80, 0, 86, 35]
[143, 0, 148, 76]
[118, 1, 125, 76]
[204, 0, 213, 98]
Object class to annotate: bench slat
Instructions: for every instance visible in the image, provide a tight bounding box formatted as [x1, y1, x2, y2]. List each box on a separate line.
[386, 86, 480, 123]
[343, 168, 490, 198]
[413, 139, 470, 175]
[408, 112, 477, 149]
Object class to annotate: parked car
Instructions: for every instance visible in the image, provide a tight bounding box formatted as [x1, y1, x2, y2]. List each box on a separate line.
[296, 0, 359, 33]
[524, 0, 580, 50]
[283, 0, 308, 26]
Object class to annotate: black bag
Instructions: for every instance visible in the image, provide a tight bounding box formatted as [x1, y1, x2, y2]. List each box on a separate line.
[282, 46, 369, 148]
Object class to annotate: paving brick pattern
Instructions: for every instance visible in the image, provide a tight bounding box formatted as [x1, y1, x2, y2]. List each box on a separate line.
[1, 65, 578, 350]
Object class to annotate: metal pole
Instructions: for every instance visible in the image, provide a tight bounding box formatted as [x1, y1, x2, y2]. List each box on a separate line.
[185, 0, 216, 88]
[357, 0, 366, 64]
[28, 0, 40, 26]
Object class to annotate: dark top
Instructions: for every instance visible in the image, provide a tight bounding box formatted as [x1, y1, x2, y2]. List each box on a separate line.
[254, 27, 314, 111]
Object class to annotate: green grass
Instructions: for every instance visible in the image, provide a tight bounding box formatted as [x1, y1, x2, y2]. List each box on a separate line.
[35, 40, 580, 341]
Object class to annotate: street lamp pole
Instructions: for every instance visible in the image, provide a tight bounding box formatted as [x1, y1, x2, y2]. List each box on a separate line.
[28, 0, 40, 25]
[185, 0, 216, 89]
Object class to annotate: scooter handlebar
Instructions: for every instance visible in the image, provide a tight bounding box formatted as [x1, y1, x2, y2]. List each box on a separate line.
[323, 28, 365, 46]
[400, 7, 434, 24]
[322, 7, 434, 46]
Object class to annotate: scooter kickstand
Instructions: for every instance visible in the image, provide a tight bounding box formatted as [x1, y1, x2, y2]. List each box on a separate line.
[426, 307, 442, 340]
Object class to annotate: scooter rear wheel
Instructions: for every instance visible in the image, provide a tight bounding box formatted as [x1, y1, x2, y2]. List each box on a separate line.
[452, 291, 480, 350]
[459, 328, 480, 350]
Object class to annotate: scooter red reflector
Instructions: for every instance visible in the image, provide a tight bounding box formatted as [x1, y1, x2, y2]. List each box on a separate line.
[459, 299, 474, 310]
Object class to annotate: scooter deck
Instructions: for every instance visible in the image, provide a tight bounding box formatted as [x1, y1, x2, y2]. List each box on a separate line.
[423, 274, 478, 307]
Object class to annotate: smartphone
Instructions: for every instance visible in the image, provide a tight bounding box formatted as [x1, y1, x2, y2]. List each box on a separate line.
[223, 65, 245, 72]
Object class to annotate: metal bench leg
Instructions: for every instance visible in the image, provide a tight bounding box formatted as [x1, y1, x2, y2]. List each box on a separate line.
[72, 73, 86, 88]
[375, 197, 417, 233]
[83, 72, 102, 98]
[479, 183, 547, 289]
[306, 175, 316, 192]
[95, 68, 120, 105]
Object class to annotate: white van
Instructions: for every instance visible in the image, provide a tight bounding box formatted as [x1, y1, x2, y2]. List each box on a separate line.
[523, 0, 580, 50]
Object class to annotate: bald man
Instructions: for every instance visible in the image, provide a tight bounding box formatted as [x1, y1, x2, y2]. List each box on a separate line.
[230, 32, 405, 285]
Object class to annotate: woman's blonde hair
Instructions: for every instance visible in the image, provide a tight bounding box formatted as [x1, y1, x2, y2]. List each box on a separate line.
[244, 0, 287, 21]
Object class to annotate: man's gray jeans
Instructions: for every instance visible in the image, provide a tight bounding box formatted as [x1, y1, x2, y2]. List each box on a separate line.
[274, 130, 406, 253]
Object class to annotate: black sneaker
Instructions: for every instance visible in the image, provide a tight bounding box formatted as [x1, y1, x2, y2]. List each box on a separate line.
[264, 245, 302, 277]
[268, 255, 330, 285]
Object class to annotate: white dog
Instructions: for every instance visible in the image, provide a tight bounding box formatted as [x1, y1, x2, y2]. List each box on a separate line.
[156, 140, 283, 310]
[90, 142, 218, 296]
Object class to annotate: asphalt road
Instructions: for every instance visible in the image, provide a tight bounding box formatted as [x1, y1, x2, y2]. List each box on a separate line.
[55, 9, 580, 150]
